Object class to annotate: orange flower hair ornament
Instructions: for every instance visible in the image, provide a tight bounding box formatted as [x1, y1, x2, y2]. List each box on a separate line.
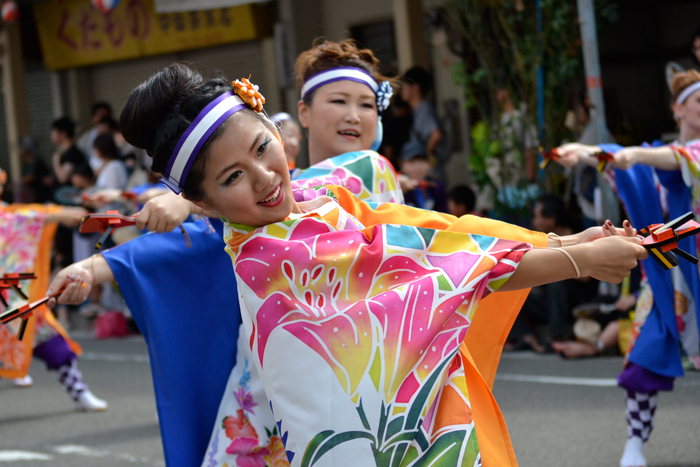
[232, 77, 265, 113]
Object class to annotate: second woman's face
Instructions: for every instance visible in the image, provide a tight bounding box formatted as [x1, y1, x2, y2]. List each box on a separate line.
[298, 80, 378, 165]
[676, 89, 700, 133]
[193, 114, 299, 226]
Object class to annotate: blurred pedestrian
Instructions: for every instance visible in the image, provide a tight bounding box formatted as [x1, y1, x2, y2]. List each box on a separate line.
[18, 136, 52, 203]
[400, 140, 448, 212]
[271, 112, 302, 170]
[77, 102, 112, 172]
[51, 117, 87, 186]
[92, 134, 127, 192]
[400, 66, 450, 179]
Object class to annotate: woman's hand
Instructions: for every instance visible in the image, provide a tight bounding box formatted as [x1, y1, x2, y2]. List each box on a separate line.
[398, 174, 419, 192]
[47, 255, 114, 307]
[47, 262, 94, 307]
[576, 219, 637, 244]
[555, 219, 636, 247]
[83, 189, 122, 208]
[135, 191, 196, 233]
[610, 147, 639, 170]
[576, 236, 647, 283]
[555, 143, 602, 167]
[45, 207, 89, 227]
[615, 294, 637, 312]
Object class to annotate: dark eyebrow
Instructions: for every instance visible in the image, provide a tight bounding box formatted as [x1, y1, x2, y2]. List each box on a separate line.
[217, 161, 239, 181]
[249, 130, 264, 153]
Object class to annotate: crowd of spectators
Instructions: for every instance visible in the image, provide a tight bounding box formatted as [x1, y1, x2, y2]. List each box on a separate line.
[3, 102, 170, 330]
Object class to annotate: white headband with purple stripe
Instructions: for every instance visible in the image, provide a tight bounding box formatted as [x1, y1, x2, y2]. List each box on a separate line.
[301, 67, 379, 100]
[161, 91, 246, 194]
[676, 81, 700, 105]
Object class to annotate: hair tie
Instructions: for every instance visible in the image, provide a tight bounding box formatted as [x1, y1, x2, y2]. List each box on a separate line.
[555, 248, 580, 279]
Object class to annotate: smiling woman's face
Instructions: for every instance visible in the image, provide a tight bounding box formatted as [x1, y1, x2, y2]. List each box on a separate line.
[190, 113, 300, 226]
[298, 80, 378, 165]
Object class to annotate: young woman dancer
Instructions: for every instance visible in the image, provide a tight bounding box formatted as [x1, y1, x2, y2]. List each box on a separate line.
[48, 41, 403, 467]
[555, 70, 700, 467]
[49, 61, 643, 466]
[0, 170, 107, 411]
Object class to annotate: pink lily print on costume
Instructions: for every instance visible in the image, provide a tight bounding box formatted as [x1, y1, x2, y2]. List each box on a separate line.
[224, 185, 530, 466]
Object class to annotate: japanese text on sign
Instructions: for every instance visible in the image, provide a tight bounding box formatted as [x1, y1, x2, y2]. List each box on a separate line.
[34, 0, 268, 70]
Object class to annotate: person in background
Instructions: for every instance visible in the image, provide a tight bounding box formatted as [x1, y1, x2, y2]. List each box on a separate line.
[494, 87, 539, 184]
[54, 162, 95, 207]
[271, 112, 302, 170]
[50, 117, 87, 186]
[18, 136, 52, 203]
[92, 134, 127, 192]
[400, 140, 448, 212]
[447, 184, 476, 218]
[400, 66, 450, 178]
[508, 194, 599, 352]
[0, 167, 105, 410]
[379, 94, 412, 171]
[77, 102, 112, 172]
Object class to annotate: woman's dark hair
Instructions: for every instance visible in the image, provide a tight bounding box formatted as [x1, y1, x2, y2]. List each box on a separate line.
[120, 63, 275, 201]
[295, 39, 396, 106]
[93, 134, 120, 161]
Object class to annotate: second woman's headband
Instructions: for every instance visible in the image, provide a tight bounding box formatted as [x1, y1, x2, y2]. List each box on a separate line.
[161, 78, 266, 194]
[300, 66, 392, 115]
[676, 80, 700, 105]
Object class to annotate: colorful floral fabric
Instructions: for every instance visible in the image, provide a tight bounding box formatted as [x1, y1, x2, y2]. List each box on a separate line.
[291, 150, 404, 205]
[210, 185, 530, 467]
[0, 208, 47, 376]
[0, 205, 81, 379]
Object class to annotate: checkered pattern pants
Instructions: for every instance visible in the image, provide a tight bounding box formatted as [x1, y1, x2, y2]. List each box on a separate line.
[625, 390, 658, 442]
[57, 360, 87, 401]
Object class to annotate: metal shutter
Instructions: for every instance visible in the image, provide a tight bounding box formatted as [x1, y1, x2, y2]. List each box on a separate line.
[0, 66, 54, 182]
[88, 54, 179, 117]
[180, 40, 268, 98]
[87, 40, 267, 117]
[25, 66, 55, 164]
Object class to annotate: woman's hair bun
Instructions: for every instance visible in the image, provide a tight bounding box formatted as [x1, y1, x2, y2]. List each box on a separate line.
[120, 63, 203, 153]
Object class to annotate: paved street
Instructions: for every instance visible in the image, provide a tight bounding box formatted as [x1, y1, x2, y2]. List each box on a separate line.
[1, 336, 698, 466]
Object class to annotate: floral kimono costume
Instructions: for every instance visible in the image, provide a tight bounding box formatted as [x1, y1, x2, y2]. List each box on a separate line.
[0, 204, 81, 379]
[204, 183, 538, 467]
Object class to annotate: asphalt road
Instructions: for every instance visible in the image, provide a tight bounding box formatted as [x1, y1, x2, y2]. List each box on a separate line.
[1, 336, 698, 466]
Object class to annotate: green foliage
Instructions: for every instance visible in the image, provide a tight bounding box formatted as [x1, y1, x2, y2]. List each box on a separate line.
[469, 121, 500, 192]
[439, 0, 616, 220]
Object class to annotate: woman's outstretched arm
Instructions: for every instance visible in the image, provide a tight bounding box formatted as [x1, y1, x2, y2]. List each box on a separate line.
[611, 146, 680, 171]
[499, 235, 647, 291]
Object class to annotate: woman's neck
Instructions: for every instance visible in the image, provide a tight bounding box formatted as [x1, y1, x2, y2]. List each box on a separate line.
[679, 123, 700, 144]
[307, 139, 335, 167]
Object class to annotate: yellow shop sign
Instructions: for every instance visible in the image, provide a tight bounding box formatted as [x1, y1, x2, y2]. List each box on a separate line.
[34, 0, 271, 70]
